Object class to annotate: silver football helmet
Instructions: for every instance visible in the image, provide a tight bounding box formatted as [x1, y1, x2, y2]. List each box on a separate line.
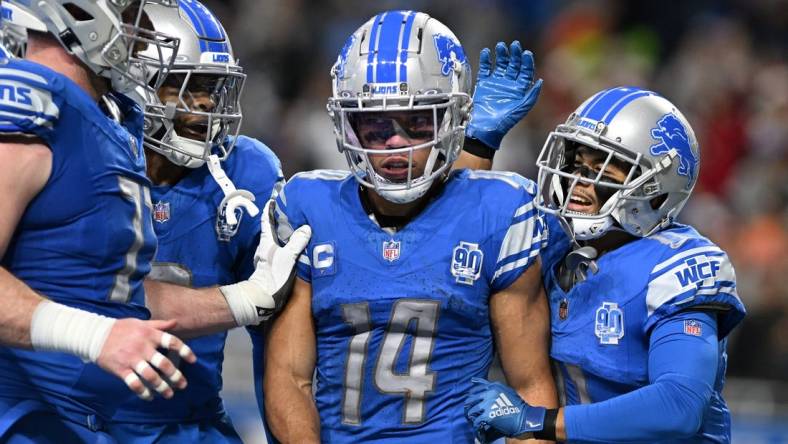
[6, 0, 180, 95]
[328, 10, 472, 204]
[536, 86, 700, 239]
[137, 0, 244, 168]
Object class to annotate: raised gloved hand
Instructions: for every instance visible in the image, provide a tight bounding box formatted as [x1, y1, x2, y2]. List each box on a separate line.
[219, 199, 311, 326]
[464, 377, 547, 443]
[465, 41, 543, 149]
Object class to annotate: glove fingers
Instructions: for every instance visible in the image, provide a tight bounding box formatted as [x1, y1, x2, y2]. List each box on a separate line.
[493, 41, 509, 78]
[477, 47, 492, 79]
[517, 50, 536, 87]
[282, 225, 312, 259]
[505, 41, 522, 80]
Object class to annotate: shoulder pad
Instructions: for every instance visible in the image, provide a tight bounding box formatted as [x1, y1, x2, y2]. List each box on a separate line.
[0, 65, 61, 134]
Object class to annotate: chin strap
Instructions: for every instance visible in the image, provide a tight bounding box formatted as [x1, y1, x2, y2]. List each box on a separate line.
[207, 154, 260, 240]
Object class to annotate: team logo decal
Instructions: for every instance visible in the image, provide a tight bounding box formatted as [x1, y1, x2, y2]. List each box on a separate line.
[153, 201, 170, 223]
[649, 113, 698, 189]
[382, 240, 401, 262]
[215, 202, 243, 242]
[594, 302, 624, 345]
[433, 34, 466, 76]
[451, 241, 483, 285]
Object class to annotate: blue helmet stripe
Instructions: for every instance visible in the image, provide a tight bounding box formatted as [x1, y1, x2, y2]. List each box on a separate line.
[601, 89, 657, 124]
[581, 87, 639, 122]
[179, 0, 229, 53]
[366, 12, 384, 83]
[398, 11, 416, 82]
[374, 11, 406, 83]
[577, 89, 609, 118]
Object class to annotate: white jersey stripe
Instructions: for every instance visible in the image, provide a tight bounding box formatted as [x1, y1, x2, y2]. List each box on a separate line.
[651, 246, 724, 274]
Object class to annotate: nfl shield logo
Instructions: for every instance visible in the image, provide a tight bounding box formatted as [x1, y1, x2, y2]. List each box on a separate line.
[382, 240, 400, 262]
[153, 201, 170, 223]
[684, 320, 702, 336]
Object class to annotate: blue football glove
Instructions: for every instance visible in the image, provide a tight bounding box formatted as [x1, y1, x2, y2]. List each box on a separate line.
[464, 377, 546, 443]
[466, 41, 543, 150]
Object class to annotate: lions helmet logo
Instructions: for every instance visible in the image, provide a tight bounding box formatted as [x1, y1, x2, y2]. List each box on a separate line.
[433, 34, 466, 76]
[649, 113, 698, 189]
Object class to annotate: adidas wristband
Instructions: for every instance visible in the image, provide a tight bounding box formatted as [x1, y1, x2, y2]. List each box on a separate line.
[533, 408, 558, 441]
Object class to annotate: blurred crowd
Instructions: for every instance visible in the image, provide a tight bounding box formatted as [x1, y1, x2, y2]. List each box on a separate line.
[204, 0, 787, 384]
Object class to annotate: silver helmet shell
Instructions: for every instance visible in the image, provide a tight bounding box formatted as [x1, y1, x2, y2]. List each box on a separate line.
[6, 0, 180, 95]
[536, 86, 700, 239]
[327, 10, 472, 204]
[136, 0, 244, 168]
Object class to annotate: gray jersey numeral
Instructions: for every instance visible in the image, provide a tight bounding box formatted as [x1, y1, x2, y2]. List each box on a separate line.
[341, 299, 440, 425]
[109, 176, 151, 303]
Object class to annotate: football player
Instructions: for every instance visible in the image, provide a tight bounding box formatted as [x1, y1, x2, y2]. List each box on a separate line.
[264, 10, 556, 443]
[106, 1, 293, 442]
[0, 1, 196, 441]
[464, 87, 746, 443]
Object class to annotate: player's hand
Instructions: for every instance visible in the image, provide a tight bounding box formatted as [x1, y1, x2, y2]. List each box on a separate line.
[464, 377, 546, 443]
[219, 199, 312, 326]
[465, 41, 543, 149]
[96, 318, 196, 401]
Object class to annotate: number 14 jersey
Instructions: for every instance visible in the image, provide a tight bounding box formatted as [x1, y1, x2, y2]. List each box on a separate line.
[276, 169, 546, 443]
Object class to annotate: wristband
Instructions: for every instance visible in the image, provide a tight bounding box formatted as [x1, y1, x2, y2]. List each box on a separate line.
[30, 300, 116, 363]
[463, 136, 496, 160]
[533, 408, 558, 441]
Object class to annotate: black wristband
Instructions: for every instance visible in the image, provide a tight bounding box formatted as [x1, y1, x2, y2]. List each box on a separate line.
[533, 408, 558, 441]
[462, 136, 496, 160]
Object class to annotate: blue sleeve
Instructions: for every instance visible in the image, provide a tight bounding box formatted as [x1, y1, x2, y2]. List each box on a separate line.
[564, 310, 718, 443]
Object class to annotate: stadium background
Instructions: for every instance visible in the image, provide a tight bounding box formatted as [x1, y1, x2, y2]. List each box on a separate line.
[194, 0, 787, 442]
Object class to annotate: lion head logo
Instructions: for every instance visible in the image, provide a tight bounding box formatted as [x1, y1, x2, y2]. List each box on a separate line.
[649, 113, 698, 189]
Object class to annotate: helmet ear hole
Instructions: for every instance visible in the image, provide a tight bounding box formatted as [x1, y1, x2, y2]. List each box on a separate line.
[650, 193, 669, 210]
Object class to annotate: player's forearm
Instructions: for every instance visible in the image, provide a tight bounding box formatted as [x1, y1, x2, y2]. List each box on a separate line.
[264, 370, 320, 443]
[0, 267, 43, 347]
[144, 280, 236, 338]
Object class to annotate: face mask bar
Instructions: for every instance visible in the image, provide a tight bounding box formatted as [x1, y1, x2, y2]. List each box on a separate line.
[144, 67, 246, 163]
[328, 91, 469, 197]
[536, 123, 663, 222]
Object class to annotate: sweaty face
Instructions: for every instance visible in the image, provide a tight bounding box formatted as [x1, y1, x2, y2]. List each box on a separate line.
[351, 110, 437, 183]
[158, 74, 220, 141]
[566, 145, 629, 215]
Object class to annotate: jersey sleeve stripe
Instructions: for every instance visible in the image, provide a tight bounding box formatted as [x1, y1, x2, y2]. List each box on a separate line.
[646, 258, 738, 316]
[492, 248, 540, 282]
[0, 68, 50, 87]
[651, 246, 724, 274]
[495, 215, 538, 263]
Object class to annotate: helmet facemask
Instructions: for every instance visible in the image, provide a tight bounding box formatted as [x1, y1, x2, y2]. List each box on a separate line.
[329, 92, 468, 204]
[536, 122, 670, 240]
[144, 68, 245, 168]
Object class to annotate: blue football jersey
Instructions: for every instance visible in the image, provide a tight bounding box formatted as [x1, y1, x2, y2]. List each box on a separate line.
[275, 169, 546, 443]
[542, 215, 746, 443]
[110, 136, 284, 423]
[0, 59, 157, 419]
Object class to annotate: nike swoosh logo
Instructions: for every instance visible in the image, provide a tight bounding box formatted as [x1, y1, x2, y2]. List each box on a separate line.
[526, 420, 542, 428]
